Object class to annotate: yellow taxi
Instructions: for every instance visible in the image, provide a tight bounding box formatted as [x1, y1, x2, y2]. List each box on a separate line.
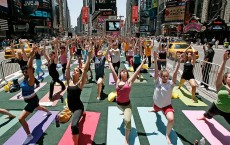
[4, 43, 34, 59]
[167, 42, 199, 60]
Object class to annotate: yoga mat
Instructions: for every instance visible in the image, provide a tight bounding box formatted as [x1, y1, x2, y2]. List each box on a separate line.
[58, 111, 100, 145]
[137, 107, 183, 145]
[148, 68, 154, 71]
[39, 86, 67, 106]
[109, 73, 116, 85]
[35, 72, 49, 80]
[149, 72, 154, 77]
[3, 110, 58, 145]
[107, 106, 140, 145]
[9, 82, 47, 100]
[128, 72, 147, 83]
[173, 87, 208, 106]
[0, 111, 21, 137]
[183, 110, 230, 145]
[124, 64, 130, 70]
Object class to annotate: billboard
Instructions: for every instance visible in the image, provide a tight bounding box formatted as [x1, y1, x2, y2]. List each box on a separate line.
[105, 20, 120, 32]
[132, 6, 138, 23]
[82, 6, 89, 24]
[165, 5, 185, 22]
[0, 0, 8, 7]
[95, 0, 116, 11]
[140, 25, 149, 32]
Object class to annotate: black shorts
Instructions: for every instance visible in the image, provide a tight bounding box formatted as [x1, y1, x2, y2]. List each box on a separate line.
[24, 95, 39, 113]
[96, 75, 104, 82]
[133, 63, 141, 72]
[182, 73, 195, 80]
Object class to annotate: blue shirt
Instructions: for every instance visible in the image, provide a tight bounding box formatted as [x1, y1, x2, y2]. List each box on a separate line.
[133, 54, 142, 64]
[20, 80, 34, 97]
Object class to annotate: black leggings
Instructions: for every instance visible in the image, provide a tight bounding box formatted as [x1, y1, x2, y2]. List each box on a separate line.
[35, 78, 40, 85]
[62, 63, 67, 77]
[112, 61, 120, 75]
[147, 56, 151, 68]
[71, 109, 83, 135]
[204, 103, 230, 124]
[49, 78, 65, 99]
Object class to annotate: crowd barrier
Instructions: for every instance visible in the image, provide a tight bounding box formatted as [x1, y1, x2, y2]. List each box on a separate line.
[0, 47, 52, 84]
[168, 59, 230, 91]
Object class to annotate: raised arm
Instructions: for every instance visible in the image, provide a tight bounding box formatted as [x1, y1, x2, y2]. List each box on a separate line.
[66, 48, 73, 83]
[108, 57, 118, 83]
[153, 51, 159, 79]
[10, 42, 16, 58]
[172, 54, 181, 84]
[191, 45, 196, 66]
[128, 58, 146, 84]
[21, 40, 28, 61]
[54, 43, 59, 64]
[216, 51, 229, 91]
[79, 47, 92, 89]
[43, 42, 49, 62]
[27, 46, 35, 86]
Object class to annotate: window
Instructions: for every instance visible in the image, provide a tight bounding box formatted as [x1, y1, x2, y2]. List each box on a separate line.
[174, 44, 190, 49]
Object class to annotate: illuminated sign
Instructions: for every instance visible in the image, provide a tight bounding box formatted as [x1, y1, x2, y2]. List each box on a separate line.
[30, 10, 51, 18]
[213, 21, 222, 25]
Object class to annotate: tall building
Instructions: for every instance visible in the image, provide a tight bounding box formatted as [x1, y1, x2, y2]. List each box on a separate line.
[0, 0, 9, 38]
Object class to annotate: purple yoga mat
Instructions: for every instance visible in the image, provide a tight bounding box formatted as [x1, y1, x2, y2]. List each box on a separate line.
[109, 73, 116, 85]
[10, 82, 47, 100]
[3, 110, 58, 145]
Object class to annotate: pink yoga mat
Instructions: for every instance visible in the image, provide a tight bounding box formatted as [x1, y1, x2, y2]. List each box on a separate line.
[9, 82, 47, 100]
[183, 110, 230, 145]
[109, 73, 116, 85]
[39, 86, 66, 106]
[58, 111, 100, 145]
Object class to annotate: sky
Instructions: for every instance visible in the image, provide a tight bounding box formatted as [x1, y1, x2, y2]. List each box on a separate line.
[67, 0, 127, 27]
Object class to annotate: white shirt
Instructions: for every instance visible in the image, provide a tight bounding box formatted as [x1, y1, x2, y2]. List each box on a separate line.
[110, 48, 120, 63]
[153, 78, 174, 108]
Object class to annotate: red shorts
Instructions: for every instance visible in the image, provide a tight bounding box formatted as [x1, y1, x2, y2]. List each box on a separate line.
[153, 104, 174, 115]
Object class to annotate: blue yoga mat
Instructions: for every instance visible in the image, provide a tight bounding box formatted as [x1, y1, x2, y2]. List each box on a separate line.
[3, 110, 58, 145]
[137, 107, 183, 145]
[107, 106, 140, 145]
[0, 111, 21, 137]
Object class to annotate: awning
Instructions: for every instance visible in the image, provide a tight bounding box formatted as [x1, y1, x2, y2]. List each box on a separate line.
[183, 22, 201, 33]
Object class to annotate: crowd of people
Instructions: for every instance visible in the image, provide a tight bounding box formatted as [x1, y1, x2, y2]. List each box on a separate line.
[0, 35, 229, 145]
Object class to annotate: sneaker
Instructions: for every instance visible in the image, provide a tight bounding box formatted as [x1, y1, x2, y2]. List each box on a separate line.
[23, 134, 33, 145]
[43, 112, 52, 117]
[96, 97, 101, 101]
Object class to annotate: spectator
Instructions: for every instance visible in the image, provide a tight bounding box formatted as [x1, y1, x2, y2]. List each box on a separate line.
[200, 42, 215, 89]
[215, 40, 219, 49]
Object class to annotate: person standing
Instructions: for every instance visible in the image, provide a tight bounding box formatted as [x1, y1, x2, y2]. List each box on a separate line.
[215, 40, 219, 49]
[65, 44, 92, 145]
[149, 51, 181, 144]
[18, 46, 51, 145]
[200, 42, 215, 89]
[35, 45, 45, 79]
[108, 55, 146, 145]
[144, 39, 153, 68]
[43, 40, 66, 100]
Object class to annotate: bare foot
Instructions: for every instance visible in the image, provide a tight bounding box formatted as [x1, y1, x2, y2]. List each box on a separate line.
[166, 135, 172, 144]
[5, 115, 16, 119]
[192, 99, 198, 103]
[148, 109, 156, 112]
[197, 115, 206, 120]
[96, 96, 101, 100]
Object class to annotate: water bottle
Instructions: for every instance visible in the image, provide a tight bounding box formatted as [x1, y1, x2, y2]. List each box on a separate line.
[55, 115, 60, 128]
[199, 137, 205, 145]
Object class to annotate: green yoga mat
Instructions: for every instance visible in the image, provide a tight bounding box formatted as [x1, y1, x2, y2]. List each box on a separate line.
[128, 72, 147, 83]
[0, 111, 21, 137]
[173, 87, 208, 106]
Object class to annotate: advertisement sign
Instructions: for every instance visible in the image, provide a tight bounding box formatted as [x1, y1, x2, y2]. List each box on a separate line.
[120, 20, 124, 27]
[152, 0, 157, 8]
[140, 25, 149, 32]
[101, 10, 116, 16]
[183, 23, 201, 33]
[0, 19, 8, 30]
[22, 0, 40, 14]
[105, 20, 120, 32]
[0, 0, 8, 7]
[95, 0, 116, 11]
[132, 6, 138, 23]
[166, 0, 185, 8]
[82, 6, 88, 24]
[149, 8, 157, 20]
[30, 10, 51, 18]
[165, 5, 185, 22]
[152, 18, 156, 32]
[140, 10, 149, 18]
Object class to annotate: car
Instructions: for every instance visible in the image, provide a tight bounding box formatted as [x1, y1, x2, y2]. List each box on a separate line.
[167, 42, 199, 60]
[4, 43, 34, 59]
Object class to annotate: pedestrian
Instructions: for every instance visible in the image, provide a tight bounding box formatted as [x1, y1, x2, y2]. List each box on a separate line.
[133, 38, 142, 79]
[65, 44, 92, 145]
[108, 55, 146, 145]
[200, 42, 215, 89]
[149, 51, 181, 144]
[215, 40, 219, 49]
[59, 41, 69, 80]
[18, 46, 51, 145]
[197, 51, 230, 124]
[144, 39, 153, 68]
[178, 45, 197, 102]
[43, 40, 66, 101]
[108, 41, 121, 75]
[35, 45, 45, 79]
